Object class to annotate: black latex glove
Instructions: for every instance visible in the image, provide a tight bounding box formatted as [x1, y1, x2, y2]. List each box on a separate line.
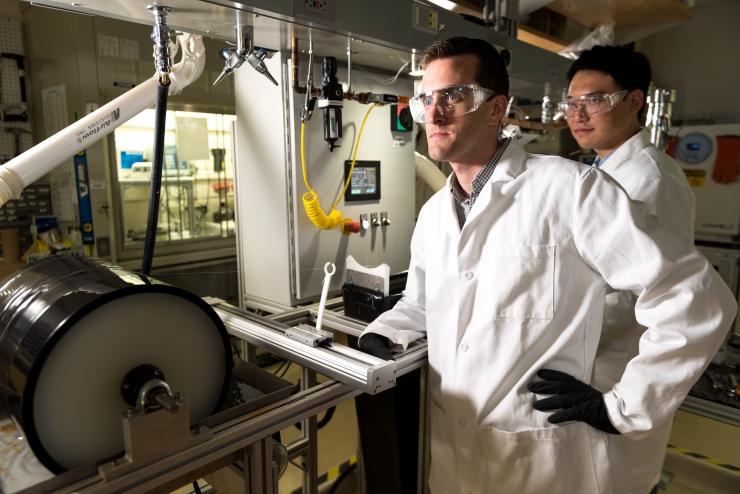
[527, 369, 620, 435]
[358, 333, 393, 360]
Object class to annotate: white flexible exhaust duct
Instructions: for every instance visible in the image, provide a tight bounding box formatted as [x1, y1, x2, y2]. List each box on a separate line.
[0, 34, 206, 208]
[414, 151, 448, 192]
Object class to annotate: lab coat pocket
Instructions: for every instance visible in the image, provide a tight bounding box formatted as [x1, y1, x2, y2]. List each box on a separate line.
[489, 244, 555, 320]
[479, 423, 602, 494]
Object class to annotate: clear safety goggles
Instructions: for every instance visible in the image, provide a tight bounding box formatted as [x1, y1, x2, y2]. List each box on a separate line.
[558, 90, 628, 118]
[409, 84, 496, 123]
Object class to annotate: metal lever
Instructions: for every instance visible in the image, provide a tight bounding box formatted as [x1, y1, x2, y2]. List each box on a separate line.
[315, 262, 336, 333]
[371, 213, 380, 228]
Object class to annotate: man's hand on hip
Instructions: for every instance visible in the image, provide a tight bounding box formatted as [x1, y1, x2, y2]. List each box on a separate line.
[528, 369, 620, 435]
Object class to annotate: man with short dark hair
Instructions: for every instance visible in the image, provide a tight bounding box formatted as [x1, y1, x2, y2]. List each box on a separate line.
[359, 37, 735, 494]
[561, 45, 696, 493]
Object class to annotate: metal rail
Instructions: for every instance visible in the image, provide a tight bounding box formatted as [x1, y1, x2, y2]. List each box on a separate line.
[207, 298, 427, 394]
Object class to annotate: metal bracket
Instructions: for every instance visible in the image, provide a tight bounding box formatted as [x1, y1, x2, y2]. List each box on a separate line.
[285, 323, 333, 347]
[97, 395, 211, 481]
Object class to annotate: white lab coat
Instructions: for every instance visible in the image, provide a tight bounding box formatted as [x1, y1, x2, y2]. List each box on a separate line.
[361, 140, 736, 494]
[593, 130, 696, 493]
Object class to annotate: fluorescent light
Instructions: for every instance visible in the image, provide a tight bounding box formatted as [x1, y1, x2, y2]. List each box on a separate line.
[427, 0, 458, 10]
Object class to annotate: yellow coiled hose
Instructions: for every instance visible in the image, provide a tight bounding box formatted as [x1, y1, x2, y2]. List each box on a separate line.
[301, 104, 378, 233]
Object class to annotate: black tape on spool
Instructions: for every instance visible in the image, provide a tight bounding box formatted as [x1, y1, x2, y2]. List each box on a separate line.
[0, 254, 232, 473]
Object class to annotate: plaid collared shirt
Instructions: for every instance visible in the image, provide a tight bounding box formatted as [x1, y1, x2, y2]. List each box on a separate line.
[450, 137, 511, 228]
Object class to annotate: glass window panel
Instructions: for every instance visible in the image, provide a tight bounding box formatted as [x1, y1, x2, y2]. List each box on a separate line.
[113, 109, 237, 247]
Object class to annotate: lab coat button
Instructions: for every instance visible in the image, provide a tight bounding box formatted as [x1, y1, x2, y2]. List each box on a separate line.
[457, 417, 466, 428]
[463, 271, 473, 280]
[460, 343, 469, 352]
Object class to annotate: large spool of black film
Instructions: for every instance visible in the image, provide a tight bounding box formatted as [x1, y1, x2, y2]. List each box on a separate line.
[0, 255, 232, 473]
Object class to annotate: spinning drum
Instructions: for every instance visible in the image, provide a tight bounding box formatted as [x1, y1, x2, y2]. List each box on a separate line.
[0, 255, 232, 472]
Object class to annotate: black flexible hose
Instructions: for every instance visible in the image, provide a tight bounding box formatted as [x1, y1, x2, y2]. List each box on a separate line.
[294, 405, 336, 431]
[316, 405, 336, 429]
[141, 79, 170, 275]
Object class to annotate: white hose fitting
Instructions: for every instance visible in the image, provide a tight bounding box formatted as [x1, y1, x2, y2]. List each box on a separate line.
[169, 34, 206, 95]
[0, 167, 23, 205]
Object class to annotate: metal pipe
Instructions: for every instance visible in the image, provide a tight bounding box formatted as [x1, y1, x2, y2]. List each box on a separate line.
[483, 0, 492, 26]
[302, 367, 319, 494]
[346, 36, 352, 93]
[291, 32, 307, 94]
[286, 437, 310, 459]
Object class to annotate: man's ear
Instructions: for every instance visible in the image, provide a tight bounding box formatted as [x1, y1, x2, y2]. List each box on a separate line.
[489, 94, 508, 127]
[628, 89, 645, 117]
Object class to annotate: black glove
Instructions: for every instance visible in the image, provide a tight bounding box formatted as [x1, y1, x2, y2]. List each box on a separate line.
[527, 369, 620, 435]
[359, 333, 393, 360]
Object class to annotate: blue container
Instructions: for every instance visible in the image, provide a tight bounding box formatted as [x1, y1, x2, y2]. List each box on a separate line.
[120, 151, 144, 169]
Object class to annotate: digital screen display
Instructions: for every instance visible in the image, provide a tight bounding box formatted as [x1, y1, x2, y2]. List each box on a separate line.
[350, 167, 377, 195]
[345, 160, 380, 202]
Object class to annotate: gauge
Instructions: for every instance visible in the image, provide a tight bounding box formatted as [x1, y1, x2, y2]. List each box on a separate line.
[676, 132, 713, 164]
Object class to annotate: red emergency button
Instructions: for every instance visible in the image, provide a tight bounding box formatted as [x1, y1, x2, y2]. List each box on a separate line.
[342, 220, 361, 234]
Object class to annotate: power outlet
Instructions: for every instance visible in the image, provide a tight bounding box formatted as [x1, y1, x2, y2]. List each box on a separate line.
[295, 0, 336, 23]
[412, 2, 439, 34]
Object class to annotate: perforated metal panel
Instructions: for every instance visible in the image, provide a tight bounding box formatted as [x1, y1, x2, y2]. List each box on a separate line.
[0, 16, 32, 162]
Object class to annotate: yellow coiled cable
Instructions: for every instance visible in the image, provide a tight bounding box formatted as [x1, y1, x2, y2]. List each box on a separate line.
[300, 103, 378, 233]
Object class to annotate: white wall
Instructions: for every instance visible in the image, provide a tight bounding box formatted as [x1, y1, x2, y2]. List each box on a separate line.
[637, 0, 740, 123]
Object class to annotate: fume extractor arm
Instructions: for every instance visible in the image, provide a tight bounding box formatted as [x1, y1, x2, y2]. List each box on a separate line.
[0, 32, 206, 209]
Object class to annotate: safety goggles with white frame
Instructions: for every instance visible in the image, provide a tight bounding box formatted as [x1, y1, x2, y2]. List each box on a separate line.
[409, 84, 496, 123]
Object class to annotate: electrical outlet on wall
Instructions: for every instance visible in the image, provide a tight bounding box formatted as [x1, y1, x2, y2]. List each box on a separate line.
[412, 1, 439, 34]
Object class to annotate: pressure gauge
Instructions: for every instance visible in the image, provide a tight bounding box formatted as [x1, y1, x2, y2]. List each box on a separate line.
[676, 132, 713, 164]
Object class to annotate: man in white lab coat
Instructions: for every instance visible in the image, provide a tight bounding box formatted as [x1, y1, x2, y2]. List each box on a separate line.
[358, 37, 736, 494]
[561, 45, 696, 494]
